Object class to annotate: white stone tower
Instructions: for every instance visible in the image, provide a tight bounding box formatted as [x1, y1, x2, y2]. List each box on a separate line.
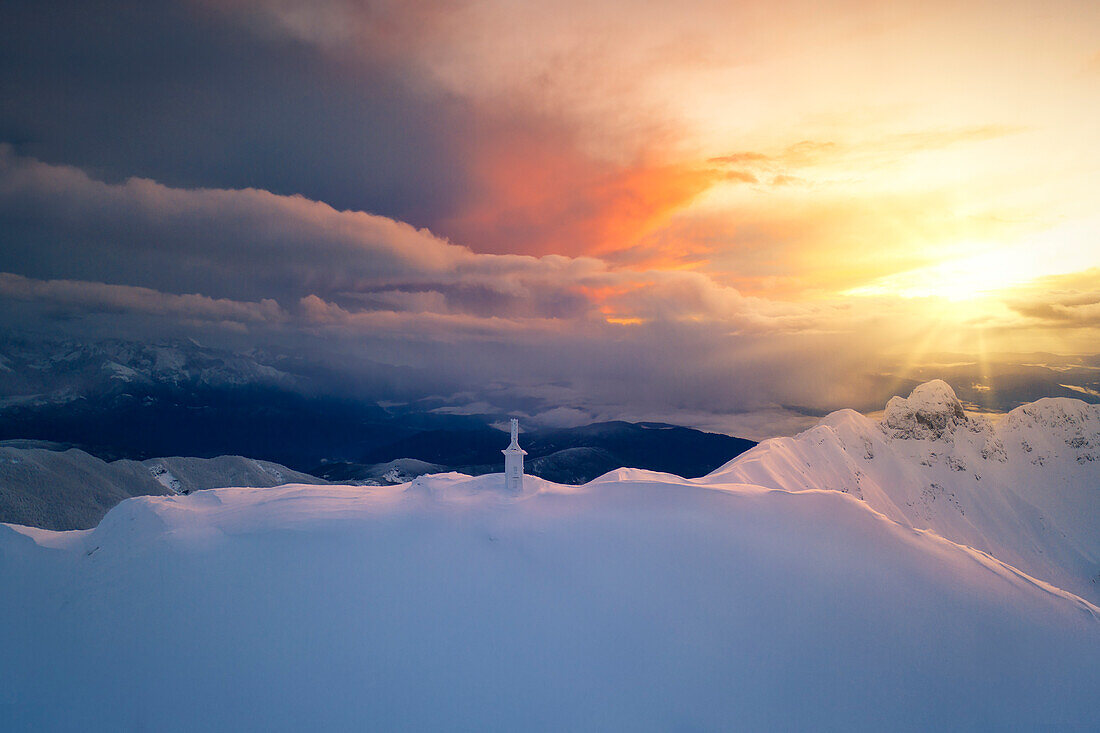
[502, 418, 526, 493]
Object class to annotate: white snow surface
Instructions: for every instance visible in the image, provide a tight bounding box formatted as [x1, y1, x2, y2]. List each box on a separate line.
[2, 462, 1100, 730]
[706, 380, 1100, 604]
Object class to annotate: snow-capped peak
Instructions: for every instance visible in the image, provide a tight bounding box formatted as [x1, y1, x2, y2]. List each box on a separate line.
[704, 380, 1100, 604]
[881, 378, 968, 440]
[1002, 397, 1100, 440]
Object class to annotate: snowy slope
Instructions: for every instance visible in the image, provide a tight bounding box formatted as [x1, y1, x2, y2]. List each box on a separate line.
[0, 337, 299, 405]
[1, 473, 1099, 731]
[0, 446, 326, 529]
[0, 446, 175, 530]
[705, 380, 1100, 602]
[130, 454, 325, 495]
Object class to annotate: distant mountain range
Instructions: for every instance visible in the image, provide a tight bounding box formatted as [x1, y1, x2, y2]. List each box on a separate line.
[4, 385, 1098, 730]
[320, 421, 755, 484]
[0, 418, 756, 530]
[0, 336, 480, 468]
[0, 337, 756, 527]
[0, 444, 325, 530]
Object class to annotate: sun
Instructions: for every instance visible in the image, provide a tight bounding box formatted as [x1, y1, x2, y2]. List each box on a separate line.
[843, 231, 1098, 302]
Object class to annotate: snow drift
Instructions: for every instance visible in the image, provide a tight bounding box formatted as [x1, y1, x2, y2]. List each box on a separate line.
[2, 467, 1099, 730]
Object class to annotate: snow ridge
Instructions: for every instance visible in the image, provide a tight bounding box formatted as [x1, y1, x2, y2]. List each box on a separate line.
[2, 474, 1099, 731]
[2, 382, 1099, 730]
[706, 380, 1100, 602]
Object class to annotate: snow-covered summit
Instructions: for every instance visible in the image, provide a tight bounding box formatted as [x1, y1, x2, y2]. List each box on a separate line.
[1001, 396, 1100, 452]
[881, 379, 969, 440]
[706, 380, 1100, 603]
[2, 381, 1099, 730]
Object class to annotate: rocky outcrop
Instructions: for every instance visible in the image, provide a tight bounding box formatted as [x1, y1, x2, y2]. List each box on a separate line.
[881, 379, 969, 440]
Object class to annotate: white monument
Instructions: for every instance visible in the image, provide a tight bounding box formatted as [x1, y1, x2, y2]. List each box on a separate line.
[502, 418, 526, 493]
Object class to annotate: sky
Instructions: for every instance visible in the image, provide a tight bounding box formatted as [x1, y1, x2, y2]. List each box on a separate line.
[1, 0, 1098, 436]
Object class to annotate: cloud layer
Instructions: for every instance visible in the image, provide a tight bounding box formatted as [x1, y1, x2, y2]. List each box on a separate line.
[0, 145, 809, 334]
[3, 146, 1095, 435]
[2, 0, 1098, 435]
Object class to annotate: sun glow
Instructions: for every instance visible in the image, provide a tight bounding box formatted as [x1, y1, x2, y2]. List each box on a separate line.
[843, 229, 1100, 302]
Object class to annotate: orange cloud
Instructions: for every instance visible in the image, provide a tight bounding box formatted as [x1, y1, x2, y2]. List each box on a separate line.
[439, 123, 719, 258]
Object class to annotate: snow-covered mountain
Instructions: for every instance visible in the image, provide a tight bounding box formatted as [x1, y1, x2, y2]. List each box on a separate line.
[0, 336, 402, 468]
[705, 380, 1100, 602]
[316, 457, 450, 485]
[0, 445, 326, 530]
[0, 337, 755, 478]
[3, 381, 1099, 729]
[1, 473, 1098, 730]
[0, 337, 298, 408]
[337, 421, 755, 485]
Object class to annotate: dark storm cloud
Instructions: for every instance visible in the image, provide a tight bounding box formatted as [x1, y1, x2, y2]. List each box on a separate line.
[0, 147, 806, 330]
[0, 145, 466, 302]
[1, 1, 1093, 437]
[0, 0, 734, 261]
[0, 146, 1091, 437]
[0, 272, 284, 323]
[0, 146, 848, 431]
[0, 0, 469, 227]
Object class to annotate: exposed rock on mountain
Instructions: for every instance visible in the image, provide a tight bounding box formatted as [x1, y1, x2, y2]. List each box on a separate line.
[881, 379, 970, 440]
[706, 381, 1100, 602]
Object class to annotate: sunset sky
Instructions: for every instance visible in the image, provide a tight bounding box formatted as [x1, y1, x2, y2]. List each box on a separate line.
[2, 0, 1098, 435]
